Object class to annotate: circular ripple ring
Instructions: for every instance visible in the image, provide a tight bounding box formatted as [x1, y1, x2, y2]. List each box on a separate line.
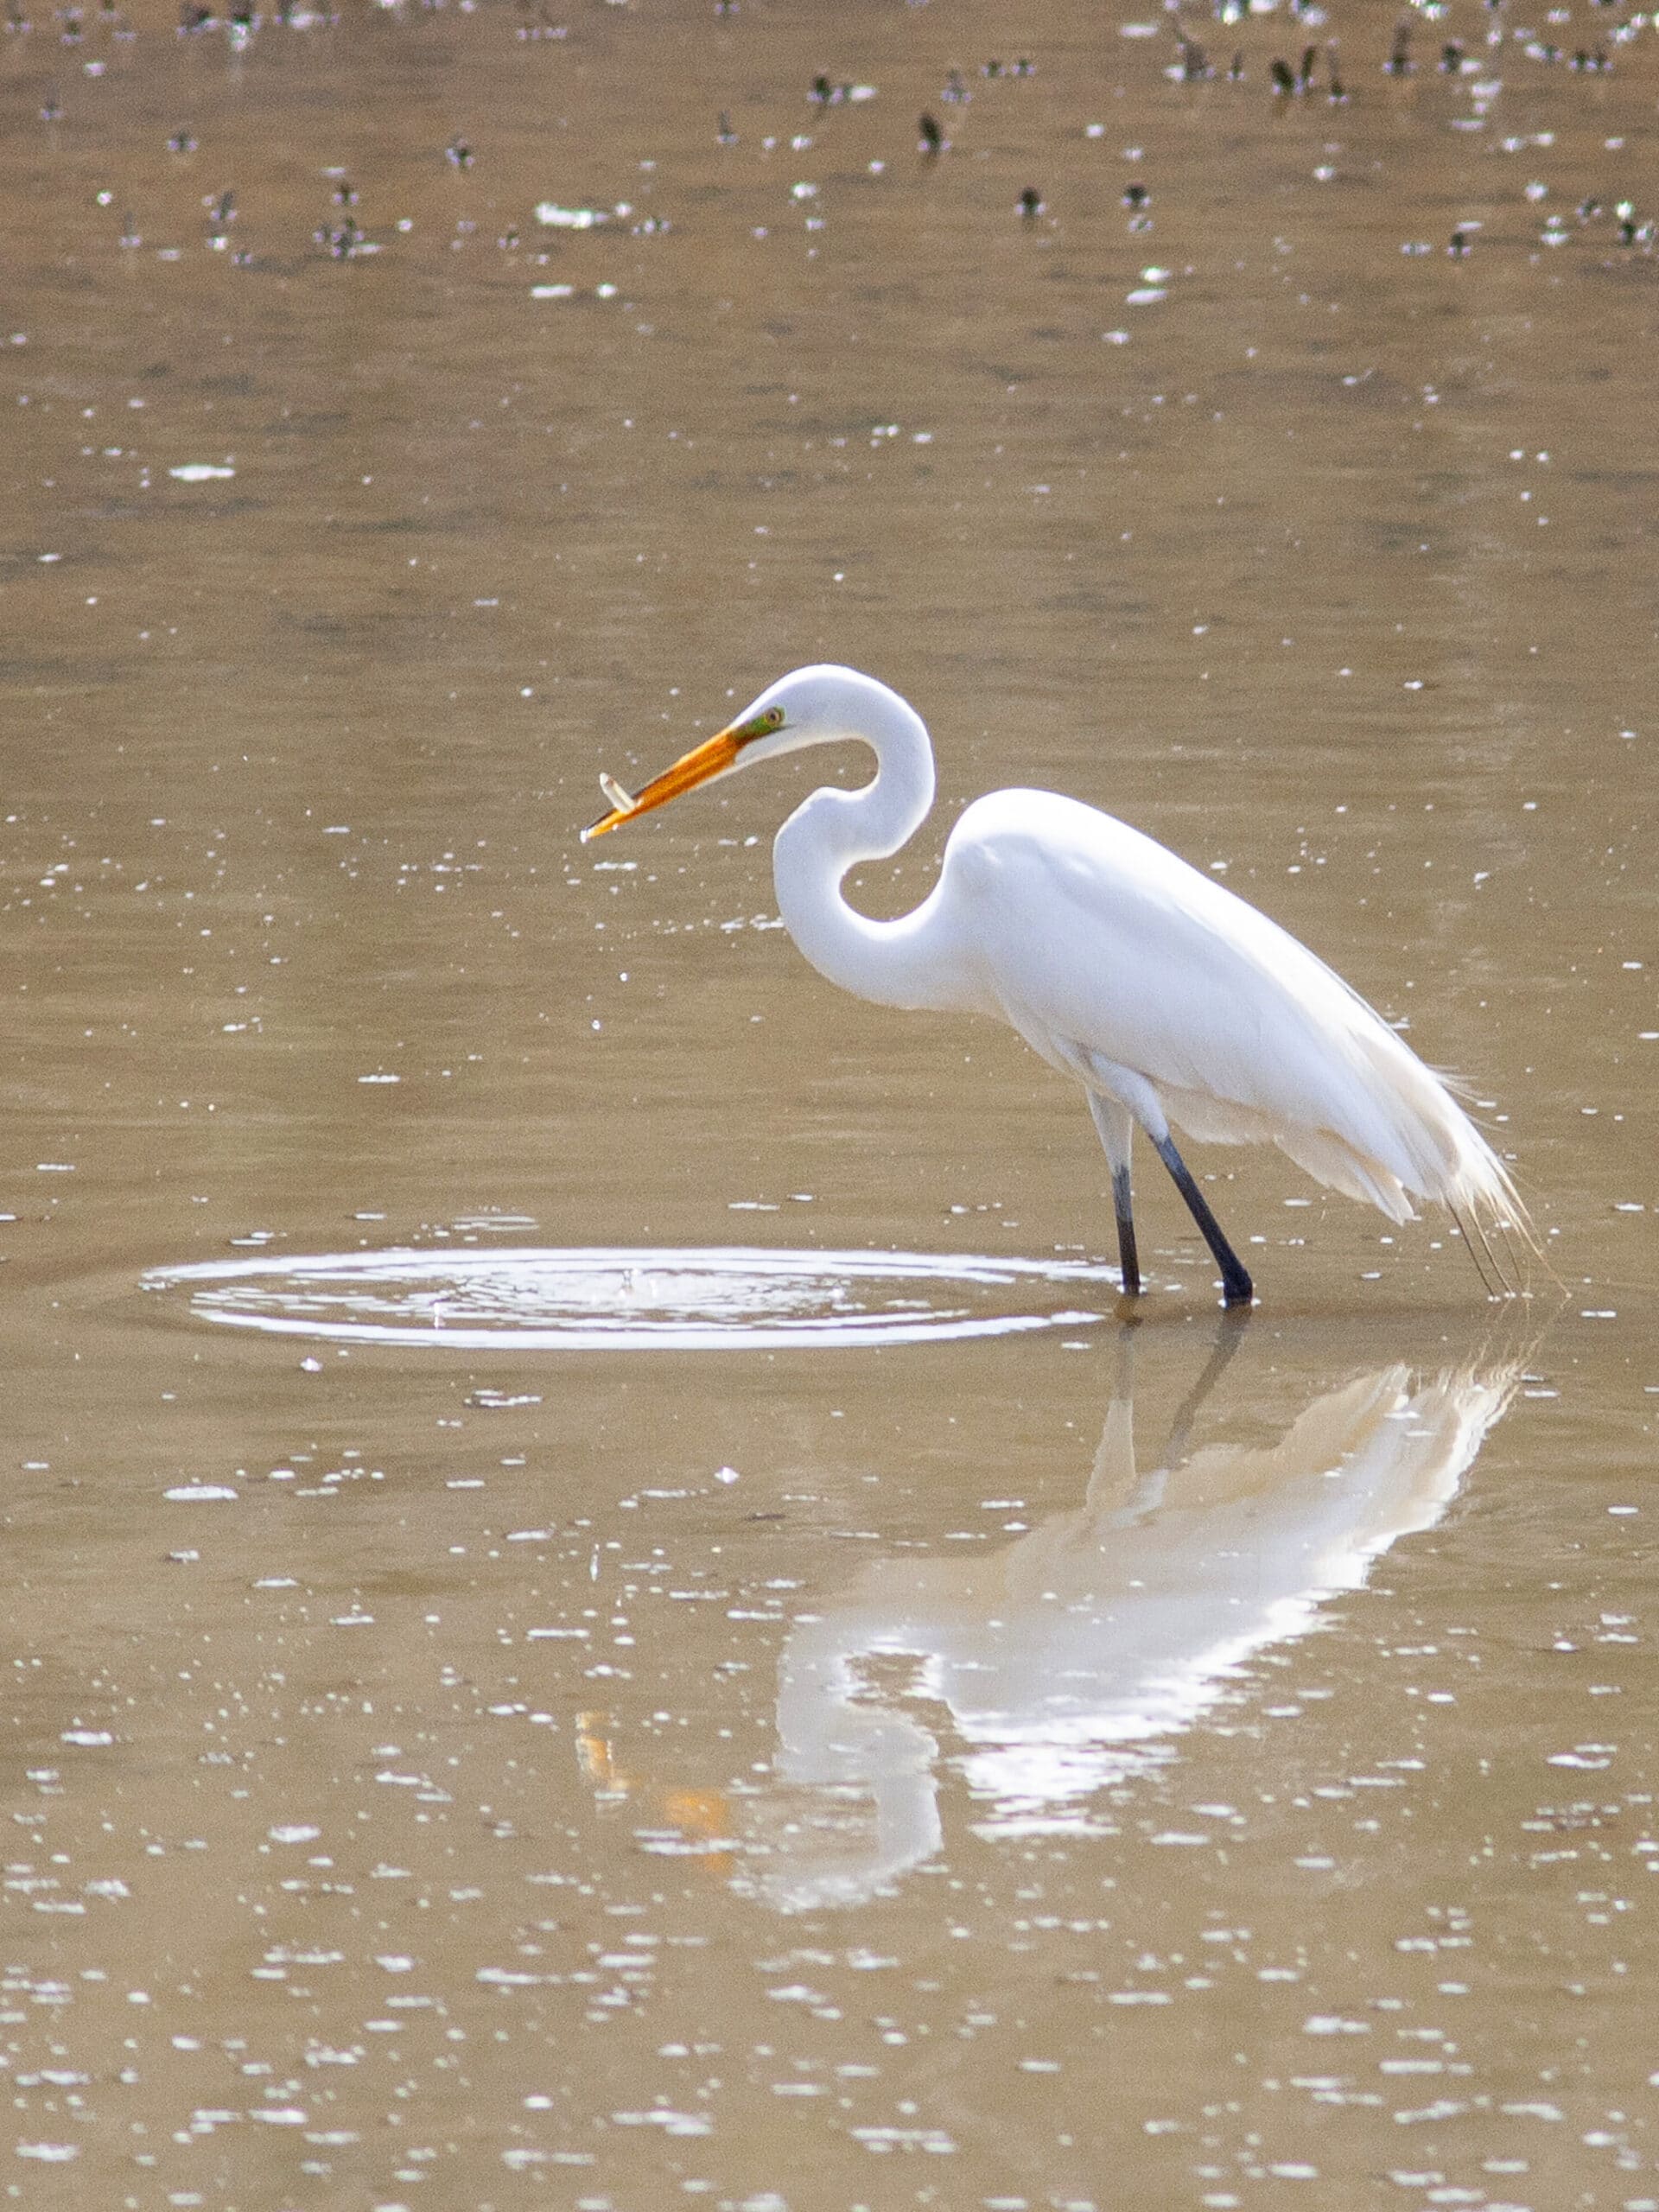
[142, 1247, 1121, 1352]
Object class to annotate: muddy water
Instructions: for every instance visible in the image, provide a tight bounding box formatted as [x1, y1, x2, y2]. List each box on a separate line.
[3, 0, 1656, 2204]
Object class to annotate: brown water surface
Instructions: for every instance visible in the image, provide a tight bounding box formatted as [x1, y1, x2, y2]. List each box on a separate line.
[2, 1, 1656, 2206]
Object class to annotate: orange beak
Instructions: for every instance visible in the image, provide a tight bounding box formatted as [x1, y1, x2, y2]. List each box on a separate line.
[582, 725, 746, 842]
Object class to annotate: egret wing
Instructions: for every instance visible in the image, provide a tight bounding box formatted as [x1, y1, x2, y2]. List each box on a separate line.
[944, 790, 1461, 1203]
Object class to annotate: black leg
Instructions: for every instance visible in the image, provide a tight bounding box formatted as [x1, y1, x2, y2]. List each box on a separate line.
[1150, 1132, 1255, 1307]
[1111, 1163, 1141, 1298]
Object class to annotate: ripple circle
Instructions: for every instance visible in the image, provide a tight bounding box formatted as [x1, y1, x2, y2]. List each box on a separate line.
[142, 1246, 1120, 1351]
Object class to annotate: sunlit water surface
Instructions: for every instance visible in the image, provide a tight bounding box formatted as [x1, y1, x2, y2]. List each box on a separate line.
[2, 0, 1656, 2206]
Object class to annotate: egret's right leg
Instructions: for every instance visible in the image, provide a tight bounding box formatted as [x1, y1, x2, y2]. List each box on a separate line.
[1082, 1052, 1254, 1308]
[1087, 1091, 1141, 1297]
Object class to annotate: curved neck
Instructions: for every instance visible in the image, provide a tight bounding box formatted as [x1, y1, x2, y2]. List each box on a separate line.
[770, 692, 979, 1015]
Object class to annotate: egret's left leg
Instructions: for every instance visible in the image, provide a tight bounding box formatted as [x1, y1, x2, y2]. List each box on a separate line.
[1151, 1131, 1255, 1308]
[1080, 1051, 1254, 1308]
[1087, 1091, 1140, 1296]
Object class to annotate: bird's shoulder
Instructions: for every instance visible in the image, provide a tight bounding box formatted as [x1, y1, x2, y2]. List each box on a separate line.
[944, 786, 1205, 906]
[941, 784, 1367, 1026]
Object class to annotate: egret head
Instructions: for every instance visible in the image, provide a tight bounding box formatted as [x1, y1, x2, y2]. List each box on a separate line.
[581, 664, 899, 841]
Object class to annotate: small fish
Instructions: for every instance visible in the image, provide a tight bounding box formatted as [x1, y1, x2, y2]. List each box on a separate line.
[599, 772, 639, 815]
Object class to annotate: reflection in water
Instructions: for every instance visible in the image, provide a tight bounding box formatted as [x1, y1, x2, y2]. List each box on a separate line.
[728, 1339, 1515, 1910]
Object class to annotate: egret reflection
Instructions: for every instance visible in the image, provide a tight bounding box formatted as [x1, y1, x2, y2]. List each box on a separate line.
[726, 1339, 1516, 1910]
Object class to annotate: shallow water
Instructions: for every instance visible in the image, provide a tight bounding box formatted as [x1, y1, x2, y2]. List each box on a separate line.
[141, 1243, 1125, 1347]
[2, 0, 1656, 2206]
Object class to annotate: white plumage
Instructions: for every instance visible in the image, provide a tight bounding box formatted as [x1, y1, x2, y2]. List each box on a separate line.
[583, 664, 1528, 1304]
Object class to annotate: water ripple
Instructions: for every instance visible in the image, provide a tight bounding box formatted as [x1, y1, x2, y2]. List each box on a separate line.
[141, 1246, 1121, 1351]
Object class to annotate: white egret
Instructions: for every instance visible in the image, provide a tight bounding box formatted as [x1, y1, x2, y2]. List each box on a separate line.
[582, 665, 1528, 1306]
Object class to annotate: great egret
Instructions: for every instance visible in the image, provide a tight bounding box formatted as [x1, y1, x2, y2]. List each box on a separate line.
[582, 665, 1528, 1306]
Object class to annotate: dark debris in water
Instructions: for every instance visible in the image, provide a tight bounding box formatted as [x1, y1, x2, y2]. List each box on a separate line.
[4, 0, 1654, 323]
[317, 213, 364, 259]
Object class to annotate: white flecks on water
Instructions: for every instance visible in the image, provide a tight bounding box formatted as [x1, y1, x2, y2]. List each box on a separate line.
[4, 0, 1656, 2202]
